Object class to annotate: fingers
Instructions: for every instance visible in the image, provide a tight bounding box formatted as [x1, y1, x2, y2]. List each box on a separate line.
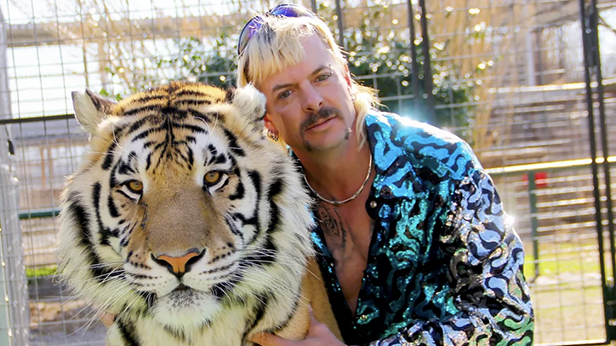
[98, 312, 115, 328]
[308, 306, 319, 325]
[308, 305, 328, 333]
[249, 307, 328, 346]
[250, 332, 297, 346]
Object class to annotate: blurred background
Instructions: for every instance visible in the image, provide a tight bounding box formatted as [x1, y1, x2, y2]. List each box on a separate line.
[0, 0, 615, 344]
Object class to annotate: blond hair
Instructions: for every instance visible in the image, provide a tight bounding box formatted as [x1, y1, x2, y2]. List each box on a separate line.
[237, 14, 378, 148]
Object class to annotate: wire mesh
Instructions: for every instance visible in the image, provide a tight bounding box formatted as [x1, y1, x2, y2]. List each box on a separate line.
[0, 6, 29, 345]
[0, 0, 615, 345]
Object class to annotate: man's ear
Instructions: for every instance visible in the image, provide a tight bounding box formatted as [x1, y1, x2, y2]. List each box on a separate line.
[263, 113, 287, 148]
[342, 64, 353, 88]
[71, 89, 116, 135]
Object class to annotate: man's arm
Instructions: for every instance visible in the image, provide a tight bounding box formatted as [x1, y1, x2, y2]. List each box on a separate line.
[370, 169, 534, 346]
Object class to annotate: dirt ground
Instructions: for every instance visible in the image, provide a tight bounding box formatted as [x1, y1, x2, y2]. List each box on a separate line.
[28, 300, 107, 346]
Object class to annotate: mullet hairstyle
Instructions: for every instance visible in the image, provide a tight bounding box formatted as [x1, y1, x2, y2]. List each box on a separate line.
[237, 15, 379, 148]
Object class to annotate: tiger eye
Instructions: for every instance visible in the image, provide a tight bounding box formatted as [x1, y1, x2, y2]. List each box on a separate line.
[204, 171, 221, 185]
[127, 180, 143, 193]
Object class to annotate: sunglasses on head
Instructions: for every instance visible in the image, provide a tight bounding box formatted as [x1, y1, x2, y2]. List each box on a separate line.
[237, 3, 317, 55]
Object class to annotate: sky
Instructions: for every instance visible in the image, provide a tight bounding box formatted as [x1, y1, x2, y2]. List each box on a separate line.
[1, 0, 242, 24]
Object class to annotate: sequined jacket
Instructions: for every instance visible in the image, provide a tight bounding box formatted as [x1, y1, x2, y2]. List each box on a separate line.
[310, 111, 534, 346]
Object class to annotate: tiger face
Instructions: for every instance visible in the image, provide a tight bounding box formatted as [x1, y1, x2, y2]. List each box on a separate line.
[58, 82, 315, 345]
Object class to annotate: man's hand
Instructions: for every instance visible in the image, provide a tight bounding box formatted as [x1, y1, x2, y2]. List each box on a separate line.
[98, 312, 114, 328]
[250, 310, 346, 346]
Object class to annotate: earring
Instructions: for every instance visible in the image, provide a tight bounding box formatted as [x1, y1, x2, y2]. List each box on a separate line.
[267, 129, 279, 141]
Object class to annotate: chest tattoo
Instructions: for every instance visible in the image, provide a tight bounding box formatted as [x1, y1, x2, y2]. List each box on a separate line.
[316, 204, 347, 249]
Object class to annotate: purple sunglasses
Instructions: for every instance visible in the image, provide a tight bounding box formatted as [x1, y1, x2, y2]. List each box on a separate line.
[237, 4, 317, 55]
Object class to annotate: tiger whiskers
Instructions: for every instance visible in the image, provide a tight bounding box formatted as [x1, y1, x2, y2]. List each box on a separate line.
[214, 281, 237, 303]
[85, 149, 130, 156]
[89, 282, 142, 323]
[241, 247, 304, 261]
[66, 306, 107, 338]
[118, 286, 146, 317]
[232, 267, 298, 295]
[229, 271, 311, 312]
[60, 260, 124, 273]
[223, 279, 270, 306]
[74, 267, 126, 286]
[71, 286, 133, 336]
[67, 282, 139, 337]
[66, 268, 131, 308]
[239, 249, 306, 271]
[58, 269, 127, 301]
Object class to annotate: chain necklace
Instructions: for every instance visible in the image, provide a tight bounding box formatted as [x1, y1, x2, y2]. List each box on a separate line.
[303, 153, 372, 206]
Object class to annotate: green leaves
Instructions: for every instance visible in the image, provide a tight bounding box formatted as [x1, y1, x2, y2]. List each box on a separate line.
[334, 7, 474, 139]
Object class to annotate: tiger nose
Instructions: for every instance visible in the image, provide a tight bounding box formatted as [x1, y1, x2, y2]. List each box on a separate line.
[152, 249, 204, 276]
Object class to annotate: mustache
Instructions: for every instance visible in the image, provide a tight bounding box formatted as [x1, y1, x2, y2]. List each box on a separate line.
[300, 108, 342, 132]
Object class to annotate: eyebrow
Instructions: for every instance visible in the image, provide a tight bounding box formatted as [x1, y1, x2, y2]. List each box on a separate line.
[271, 64, 332, 93]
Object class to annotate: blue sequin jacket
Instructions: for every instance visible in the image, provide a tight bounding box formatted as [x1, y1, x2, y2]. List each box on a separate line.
[309, 111, 534, 345]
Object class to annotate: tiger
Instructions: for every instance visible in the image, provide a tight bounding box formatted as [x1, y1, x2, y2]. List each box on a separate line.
[57, 82, 340, 346]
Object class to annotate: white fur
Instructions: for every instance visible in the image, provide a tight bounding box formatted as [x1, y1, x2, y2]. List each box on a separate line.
[71, 90, 115, 134]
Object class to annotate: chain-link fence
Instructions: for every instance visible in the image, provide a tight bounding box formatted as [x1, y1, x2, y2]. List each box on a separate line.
[0, 0, 615, 344]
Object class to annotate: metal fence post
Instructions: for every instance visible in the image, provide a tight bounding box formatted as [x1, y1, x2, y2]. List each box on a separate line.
[528, 171, 540, 281]
[586, 0, 616, 297]
[579, 0, 616, 341]
[0, 8, 30, 346]
[417, 0, 436, 125]
[406, 0, 420, 110]
[334, 0, 345, 49]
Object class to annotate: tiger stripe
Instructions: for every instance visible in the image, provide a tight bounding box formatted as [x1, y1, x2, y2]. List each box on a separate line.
[241, 293, 270, 341]
[118, 319, 140, 346]
[66, 195, 115, 283]
[102, 141, 117, 170]
[92, 183, 113, 247]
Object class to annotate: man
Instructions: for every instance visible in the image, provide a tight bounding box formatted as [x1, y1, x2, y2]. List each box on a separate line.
[238, 4, 533, 346]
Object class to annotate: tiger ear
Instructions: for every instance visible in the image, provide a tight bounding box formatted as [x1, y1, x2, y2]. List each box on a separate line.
[71, 89, 116, 135]
[229, 84, 267, 134]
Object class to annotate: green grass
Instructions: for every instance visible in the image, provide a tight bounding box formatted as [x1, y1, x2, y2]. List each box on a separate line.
[26, 265, 57, 278]
[522, 239, 609, 344]
[523, 240, 603, 280]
